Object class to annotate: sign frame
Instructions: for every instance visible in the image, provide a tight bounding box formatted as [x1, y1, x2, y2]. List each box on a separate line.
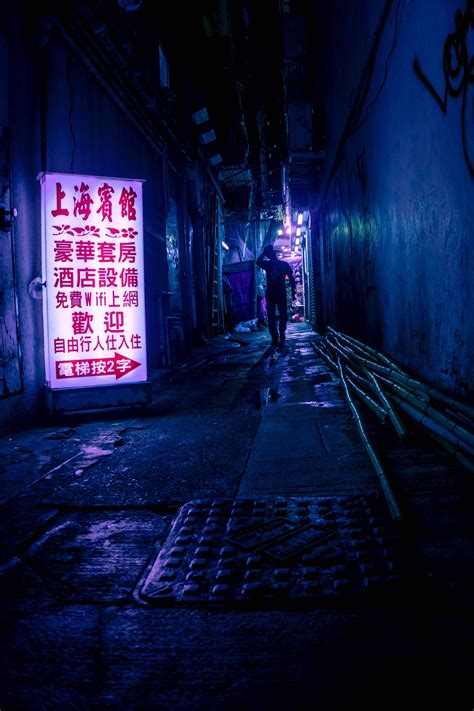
[38, 171, 148, 393]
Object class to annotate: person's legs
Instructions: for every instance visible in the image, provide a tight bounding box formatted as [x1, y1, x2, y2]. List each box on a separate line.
[266, 294, 279, 346]
[277, 295, 288, 346]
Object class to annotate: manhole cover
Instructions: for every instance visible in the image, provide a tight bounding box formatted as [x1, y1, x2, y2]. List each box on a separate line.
[225, 516, 333, 554]
[135, 495, 418, 607]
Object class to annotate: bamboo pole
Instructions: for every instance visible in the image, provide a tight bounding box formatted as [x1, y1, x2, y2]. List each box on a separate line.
[444, 407, 474, 432]
[325, 336, 413, 425]
[329, 337, 474, 420]
[386, 392, 474, 459]
[378, 378, 474, 455]
[327, 326, 405, 373]
[325, 335, 474, 444]
[336, 357, 402, 521]
[312, 342, 387, 421]
[312, 341, 338, 374]
[428, 433, 474, 474]
[329, 330, 473, 450]
[345, 363, 376, 390]
[365, 370, 407, 438]
[317, 330, 474, 474]
[345, 374, 388, 422]
[325, 340, 399, 425]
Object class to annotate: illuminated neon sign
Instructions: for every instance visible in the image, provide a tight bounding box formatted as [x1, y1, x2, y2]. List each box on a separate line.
[39, 172, 147, 389]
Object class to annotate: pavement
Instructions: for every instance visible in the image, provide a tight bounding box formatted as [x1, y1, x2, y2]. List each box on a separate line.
[1, 323, 474, 710]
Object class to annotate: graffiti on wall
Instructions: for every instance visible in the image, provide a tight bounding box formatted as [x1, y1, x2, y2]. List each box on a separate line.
[413, 0, 474, 176]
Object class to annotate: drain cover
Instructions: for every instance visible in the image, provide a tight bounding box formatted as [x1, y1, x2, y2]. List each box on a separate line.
[136, 495, 417, 607]
[225, 516, 333, 554]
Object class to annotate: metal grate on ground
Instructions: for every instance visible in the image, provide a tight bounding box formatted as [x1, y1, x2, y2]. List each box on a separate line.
[135, 494, 419, 608]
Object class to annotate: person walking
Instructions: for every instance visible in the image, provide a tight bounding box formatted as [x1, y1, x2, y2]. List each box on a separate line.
[256, 244, 296, 349]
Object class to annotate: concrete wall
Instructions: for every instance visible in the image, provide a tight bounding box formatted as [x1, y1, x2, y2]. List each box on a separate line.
[45, 37, 169, 371]
[0, 7, 201, 425]
[316, 0, 473, 400]
[3, 9, 45, 423]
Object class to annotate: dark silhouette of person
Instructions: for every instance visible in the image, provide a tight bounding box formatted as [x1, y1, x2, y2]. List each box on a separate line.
[256, 244, 296, 348]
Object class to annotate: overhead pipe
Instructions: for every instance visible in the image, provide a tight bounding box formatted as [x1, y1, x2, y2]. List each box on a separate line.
[51, 13, 194, 164]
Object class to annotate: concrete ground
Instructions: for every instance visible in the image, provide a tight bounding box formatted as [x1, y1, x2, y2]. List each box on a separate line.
[1, 323, 473, 710]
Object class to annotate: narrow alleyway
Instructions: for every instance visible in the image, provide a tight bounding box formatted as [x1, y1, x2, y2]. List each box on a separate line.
[1, 324, 473, 709]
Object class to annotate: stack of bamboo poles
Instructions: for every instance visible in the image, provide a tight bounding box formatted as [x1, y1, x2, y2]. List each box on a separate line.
[311, 327, 474, 520]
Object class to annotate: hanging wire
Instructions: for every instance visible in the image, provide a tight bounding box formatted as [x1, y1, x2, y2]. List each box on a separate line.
[323, 0, 404, 200]
[350, 0, 404, 134]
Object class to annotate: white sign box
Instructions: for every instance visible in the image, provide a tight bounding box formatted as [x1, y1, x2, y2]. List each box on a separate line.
[39, 172, 147, 390]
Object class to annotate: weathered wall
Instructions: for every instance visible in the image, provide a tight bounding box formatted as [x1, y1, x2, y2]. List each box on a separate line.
[0, 8, 190, 426]
[3, 9, 45, 424]
[316, 0, 474, 400]
[45, 37, 169, 371]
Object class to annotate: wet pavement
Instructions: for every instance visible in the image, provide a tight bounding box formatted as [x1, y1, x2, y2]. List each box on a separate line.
[1, 323, 473, 709]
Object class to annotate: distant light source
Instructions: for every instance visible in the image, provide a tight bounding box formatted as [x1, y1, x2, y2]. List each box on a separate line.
[192, 107, 209, 125]
[158, 45, 170, 88]
[295, 237, 300, 245]
[286, 226, 291, 234]
[118, 0, 143, 11]
[277, 229, 283, 235]
[296, 227, 301, 237]
[199, 129, 216, 144]
[297, 212, 303, 226]
[222, 241, 229, 250]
